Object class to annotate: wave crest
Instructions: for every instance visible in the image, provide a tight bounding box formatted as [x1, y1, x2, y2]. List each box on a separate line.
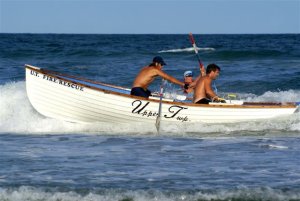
[1, 186, 300, 201]
[158, 47, 215, 53]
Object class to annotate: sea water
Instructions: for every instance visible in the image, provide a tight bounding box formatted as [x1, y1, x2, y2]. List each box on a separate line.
[0, 34, 300, 201]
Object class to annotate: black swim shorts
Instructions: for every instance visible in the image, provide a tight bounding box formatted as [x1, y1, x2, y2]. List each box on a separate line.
[130, 87, 152, 98]
[195, 98, 211, 104]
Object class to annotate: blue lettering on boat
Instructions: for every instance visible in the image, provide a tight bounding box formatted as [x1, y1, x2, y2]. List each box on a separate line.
[30, 71, 84, 91]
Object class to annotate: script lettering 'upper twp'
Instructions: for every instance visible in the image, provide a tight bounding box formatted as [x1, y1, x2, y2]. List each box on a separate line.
[164, 105, 189, 122]
[131, 100, 189, 122]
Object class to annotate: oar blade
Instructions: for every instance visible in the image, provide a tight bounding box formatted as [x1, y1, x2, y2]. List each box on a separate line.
[189, 33, 206, 76]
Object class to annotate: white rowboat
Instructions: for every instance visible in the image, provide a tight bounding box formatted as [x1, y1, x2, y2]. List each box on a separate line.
[25, 64, 299, 124]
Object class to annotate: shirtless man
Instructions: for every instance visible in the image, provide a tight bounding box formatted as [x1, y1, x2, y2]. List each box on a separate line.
[193, 64, 225, 104]
[131, 56, 188, 98]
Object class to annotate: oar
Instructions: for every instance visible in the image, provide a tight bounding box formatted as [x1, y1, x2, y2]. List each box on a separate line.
[155, 79, 164, 133]
[189, 33, 206, 77]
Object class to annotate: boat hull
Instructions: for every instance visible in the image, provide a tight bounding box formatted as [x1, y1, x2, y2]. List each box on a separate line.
[25, 65, 298, 124]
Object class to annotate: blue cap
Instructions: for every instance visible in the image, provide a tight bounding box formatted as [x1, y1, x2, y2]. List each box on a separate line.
[153, 56, 167, 66]
[184, 70, 193, 77]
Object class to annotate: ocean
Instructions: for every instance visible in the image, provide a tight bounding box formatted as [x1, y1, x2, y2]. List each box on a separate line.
[0, 33, 300, 201]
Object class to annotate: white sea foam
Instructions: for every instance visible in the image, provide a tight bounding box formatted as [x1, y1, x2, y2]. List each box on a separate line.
[0, 186, 300, 201]
[158, 47, 215, 53]
[259, 144, 289, 149]
[0, 81, 299, 135]
[243, 90, 300, 103]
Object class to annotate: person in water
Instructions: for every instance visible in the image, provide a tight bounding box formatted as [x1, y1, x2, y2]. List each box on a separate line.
[193, 63, 225, 104]
[131, 56, 188, 98]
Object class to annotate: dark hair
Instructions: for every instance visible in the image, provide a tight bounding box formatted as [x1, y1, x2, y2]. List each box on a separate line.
[206, 64, 220, 74]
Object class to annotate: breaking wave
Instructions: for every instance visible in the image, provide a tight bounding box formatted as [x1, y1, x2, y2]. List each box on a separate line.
[158, 47, 215, 53]
[1, 186, 300, 201]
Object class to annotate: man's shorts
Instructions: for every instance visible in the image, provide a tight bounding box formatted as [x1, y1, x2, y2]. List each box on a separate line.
[130, 87, 152, 98]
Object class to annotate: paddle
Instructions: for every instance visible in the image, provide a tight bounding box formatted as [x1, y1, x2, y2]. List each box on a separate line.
[155, 79, 164, 133]
[189, 33, 222, 98]
[189, 33, 206, 77]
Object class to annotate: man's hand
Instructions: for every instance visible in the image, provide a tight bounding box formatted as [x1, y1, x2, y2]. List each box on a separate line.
[213, 96, 226, 103]
[216, 97, 226, 103]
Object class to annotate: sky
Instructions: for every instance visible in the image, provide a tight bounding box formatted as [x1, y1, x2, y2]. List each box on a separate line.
[0, 0, 299, 34]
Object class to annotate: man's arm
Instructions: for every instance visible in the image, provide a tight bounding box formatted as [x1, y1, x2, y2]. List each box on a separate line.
[188, 75, 201, 88]
[157, 70, 185, 87]
[204, 79, 225, 102]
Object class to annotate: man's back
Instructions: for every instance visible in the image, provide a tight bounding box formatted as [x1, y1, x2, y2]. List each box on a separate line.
[132, 66, 158, 90]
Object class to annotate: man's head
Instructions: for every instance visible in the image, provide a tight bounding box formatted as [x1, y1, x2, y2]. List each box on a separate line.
[206, 64, 221, 80]
[152, 56, 167, 66]
[183, 70, 193, 83]
[184, 70, 193, 77]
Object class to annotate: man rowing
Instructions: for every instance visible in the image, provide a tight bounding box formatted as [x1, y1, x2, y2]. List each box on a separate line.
[193, 64, 225, 104]
[131, 56, 188, 98]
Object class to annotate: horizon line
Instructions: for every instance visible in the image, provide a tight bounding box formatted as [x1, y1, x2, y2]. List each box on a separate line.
[1, 32, 299, 35]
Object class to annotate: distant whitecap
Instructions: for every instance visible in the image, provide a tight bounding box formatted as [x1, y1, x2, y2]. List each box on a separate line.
[158, 47, 215, 53]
